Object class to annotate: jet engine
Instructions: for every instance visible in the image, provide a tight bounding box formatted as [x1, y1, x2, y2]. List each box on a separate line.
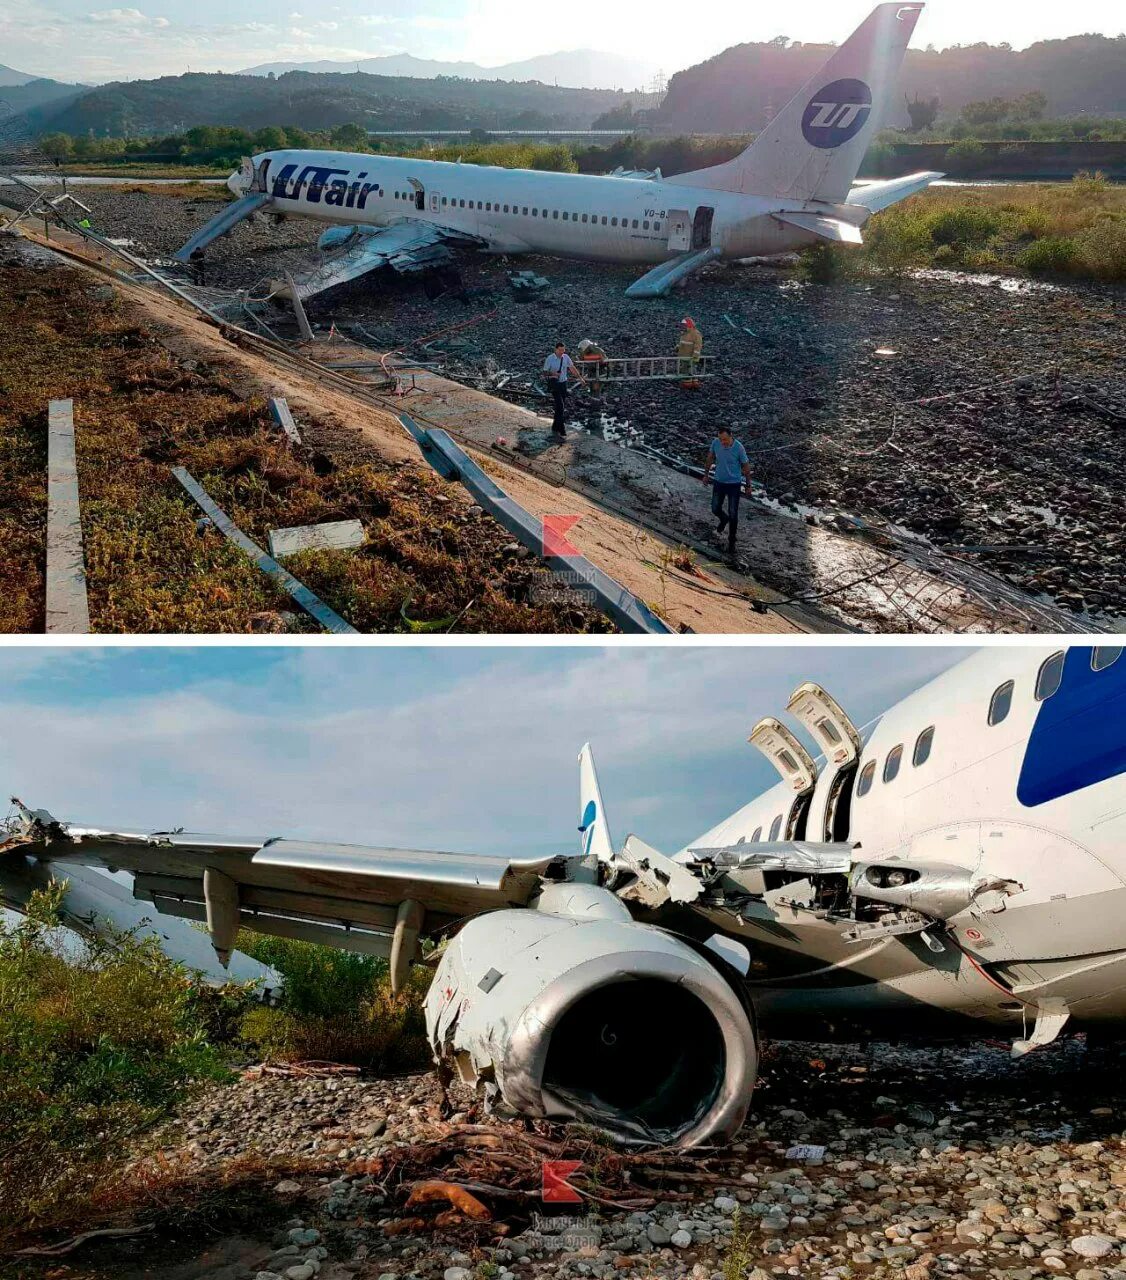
[424, 884, 757, 1147]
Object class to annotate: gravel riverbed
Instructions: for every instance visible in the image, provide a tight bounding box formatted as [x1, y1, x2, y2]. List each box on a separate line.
[88, 1037, 1126, 1280]
[57, 189, 1126, 622]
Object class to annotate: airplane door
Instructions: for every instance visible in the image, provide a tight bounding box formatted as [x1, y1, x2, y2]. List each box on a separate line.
[667, 209, 691, 252]
[429, 191, 442, 215]
[748, 718, 817, 795]
[787, 683, 861, 766]
[788, 683, 863, 841]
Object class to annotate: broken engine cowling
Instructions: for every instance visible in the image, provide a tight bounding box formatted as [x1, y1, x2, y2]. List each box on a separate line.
[425, 885, 756, 1147]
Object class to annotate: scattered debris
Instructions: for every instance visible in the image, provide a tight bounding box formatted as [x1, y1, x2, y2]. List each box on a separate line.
[171, 467, 358, 634]
[15, 1224, 155, 1257]
[268, 519, 366, 558]
[268, 395, 303, 445]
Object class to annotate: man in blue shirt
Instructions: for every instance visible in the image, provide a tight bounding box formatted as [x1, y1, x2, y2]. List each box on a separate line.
[703, 427, 752, 556]
[543, 342, 586, 438]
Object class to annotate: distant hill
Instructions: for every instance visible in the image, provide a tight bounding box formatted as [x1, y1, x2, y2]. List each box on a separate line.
[0, 63, 36, 87]
[239, 49, 658, 93]
[34, 69, 635, 138]
[657, 33, 1126, 134]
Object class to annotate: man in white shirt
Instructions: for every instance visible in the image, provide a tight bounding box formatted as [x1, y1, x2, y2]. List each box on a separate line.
[543, 341, 586, 437]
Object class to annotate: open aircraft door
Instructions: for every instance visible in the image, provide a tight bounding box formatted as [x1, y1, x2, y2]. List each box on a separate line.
[787, 683, 862, 842]
[748, 718, 817, 795]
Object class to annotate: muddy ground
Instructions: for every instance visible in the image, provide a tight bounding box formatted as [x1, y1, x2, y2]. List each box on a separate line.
[10, 1038, 1126, 1280]
[63, 188, 1125, 624]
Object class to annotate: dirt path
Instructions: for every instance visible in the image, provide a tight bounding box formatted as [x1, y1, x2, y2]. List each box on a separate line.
[6, 224, 804, 634]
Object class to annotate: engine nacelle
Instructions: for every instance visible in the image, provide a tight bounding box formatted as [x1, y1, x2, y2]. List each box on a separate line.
[425, 888, 757, 1147]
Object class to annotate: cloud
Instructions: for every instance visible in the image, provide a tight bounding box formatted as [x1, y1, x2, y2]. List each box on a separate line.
[87, 6, 166, 23]
[0, 647, 967, 858]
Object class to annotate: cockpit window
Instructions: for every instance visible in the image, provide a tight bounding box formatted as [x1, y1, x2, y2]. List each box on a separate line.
[989, 681, 1014, 726]
[883, 745, 903, 783]
[913, 726, 935, 767]
[1035, 652, 1065, 702]
[857, 760, 876, 797]
[1093, 647, 1122, 672]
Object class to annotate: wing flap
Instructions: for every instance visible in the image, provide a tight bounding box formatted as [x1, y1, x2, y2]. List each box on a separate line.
[287, 222, 478, 300]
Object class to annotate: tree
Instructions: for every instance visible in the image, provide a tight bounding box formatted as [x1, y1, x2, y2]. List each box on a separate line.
[1011, 91, 1048, 122]
[252, 125, 288, 150]
[38, 132, 74, 161]
[330, 121, 370, 150]
[905, 94, 940, 133]
[962, 97, 1011, 127]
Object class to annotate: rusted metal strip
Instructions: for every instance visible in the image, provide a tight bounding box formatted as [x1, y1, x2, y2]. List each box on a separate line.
[45, 398, 90, 633]
[171, 466, 357, 634]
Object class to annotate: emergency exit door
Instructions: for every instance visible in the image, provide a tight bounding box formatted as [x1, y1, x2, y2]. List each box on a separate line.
[430, 191, 442, 214]
[666, 209, 691, 252]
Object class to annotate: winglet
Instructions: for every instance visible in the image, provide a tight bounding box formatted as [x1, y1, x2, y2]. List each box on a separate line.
[578, 743, 614, 862]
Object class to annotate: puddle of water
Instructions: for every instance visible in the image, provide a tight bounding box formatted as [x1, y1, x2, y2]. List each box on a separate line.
[913, 268, 1061, 294]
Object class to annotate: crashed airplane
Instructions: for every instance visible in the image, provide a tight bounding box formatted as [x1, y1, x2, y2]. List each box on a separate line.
[174, 3, 941, 301]
[4, 646, 1124, 1147]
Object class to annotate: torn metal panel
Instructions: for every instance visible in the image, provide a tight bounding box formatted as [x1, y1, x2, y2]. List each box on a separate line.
[612, 834, 703, 909]
[689, 841, 855, 877]
[283, 222, 476, 301]
[268, 519, 365, 558]
[851, 860, 1023, 921]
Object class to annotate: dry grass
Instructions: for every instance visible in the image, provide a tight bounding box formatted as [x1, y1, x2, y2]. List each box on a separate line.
[0, 257, 612, 634]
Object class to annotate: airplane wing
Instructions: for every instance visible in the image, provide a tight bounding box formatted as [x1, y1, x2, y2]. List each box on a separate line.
[2, 800, 567, 990]
[847, 171, 945, 214]
[283, 221, 484, 302]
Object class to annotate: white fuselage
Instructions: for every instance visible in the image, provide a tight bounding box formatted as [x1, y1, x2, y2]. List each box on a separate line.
[681, 647, 1126, 1036]
[249, 148, 827, 265]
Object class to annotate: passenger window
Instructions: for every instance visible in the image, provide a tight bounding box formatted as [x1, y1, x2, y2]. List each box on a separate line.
[581, 213, 588, 223]
[857, 760, 876, 797]
[989, 681, 1014, 726]
[883, 746, 903, 784]
[643, 220, 650, 230]
[522, 206, 528, 215]
[459, 199, 465, 207]
[562, 211, 568, 220]
[503, 204, 509, 213]
[1093, 647, 1123, 672]
[611, 217, 618, 227]
[1035, 652, 1065, 702]
[552, 210, 559, 219]
[751, 826, 762, 842]
[768, 815, 782, 841]
[654, 221, 661, 231]
[532, 208, 538, 216]
[913, 727, 934, 767]
[601, 216, 608, 225]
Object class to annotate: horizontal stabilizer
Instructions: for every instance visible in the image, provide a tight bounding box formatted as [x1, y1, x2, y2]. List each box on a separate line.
[173, 192, 270, 262]
[848, 171, 944, 213]
[625, 245, 721, 299]
[774, 212, 864, 245]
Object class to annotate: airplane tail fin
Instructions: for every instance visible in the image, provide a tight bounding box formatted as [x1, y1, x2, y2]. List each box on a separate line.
[667, 3, 924, 204]
[578, 743, 614, 862]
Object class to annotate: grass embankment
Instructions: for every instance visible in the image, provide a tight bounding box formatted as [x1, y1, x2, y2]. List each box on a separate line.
[821, 173, 1126, 283]
[0, 887, 429, 1248]
[0, 259, 610, 634]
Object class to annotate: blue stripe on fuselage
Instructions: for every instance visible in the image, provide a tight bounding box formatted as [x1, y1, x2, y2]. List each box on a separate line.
[1017, 648, 1126, 807]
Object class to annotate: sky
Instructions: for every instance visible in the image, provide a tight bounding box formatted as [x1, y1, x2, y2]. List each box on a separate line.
[3, 0, 1124, 86]
[0, 644, 970, 859]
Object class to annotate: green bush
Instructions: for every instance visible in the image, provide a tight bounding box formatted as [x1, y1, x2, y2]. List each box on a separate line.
[1019, 235, 1080, 275]
[929, 206, 1001, 247]
[1073, 216, 1126, 280]
[0, 884, 234, 1238]
[237, 932, 432, 1072]
[945, 139, 988, 170]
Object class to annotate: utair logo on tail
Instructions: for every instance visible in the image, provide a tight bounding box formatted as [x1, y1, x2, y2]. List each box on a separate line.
[579, 800, 598, 855]
[802, 78, 873, 148]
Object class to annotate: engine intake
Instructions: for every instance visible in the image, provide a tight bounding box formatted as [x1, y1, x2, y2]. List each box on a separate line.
[425, 896, 756, 1147]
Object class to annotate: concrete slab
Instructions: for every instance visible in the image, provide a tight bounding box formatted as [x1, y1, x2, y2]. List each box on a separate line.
[268, 519, 366, 559]
[45, 398, 90, 634]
